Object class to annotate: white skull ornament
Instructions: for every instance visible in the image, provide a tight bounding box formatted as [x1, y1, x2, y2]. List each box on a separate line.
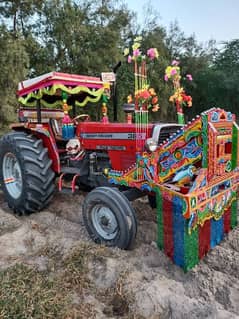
[66, 138, 81, 155]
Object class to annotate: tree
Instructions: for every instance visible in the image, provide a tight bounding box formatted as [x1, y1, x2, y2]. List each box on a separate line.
[0, 26, 29, 125]
[35, 0, 133, 75]
[188, 40, 239, 119]
[0, 0, 43, 36]
[31, 0, 134, 119]
[214, 40, 239, 71]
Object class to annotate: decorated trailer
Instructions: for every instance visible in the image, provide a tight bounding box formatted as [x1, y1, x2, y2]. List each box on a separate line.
[0, 42, 238, 271]
[108, 107, 239, 270]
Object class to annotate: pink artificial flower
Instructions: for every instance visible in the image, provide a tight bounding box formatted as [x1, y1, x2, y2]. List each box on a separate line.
[164, 74, 169, 81]
[172, 60, 180, 66]
[133, 49, 140, 57]
[147, 48, 155, 60]
[171, 69, 177, 76]
[186, 74, 193, 81]
[128, 55, 132, 63]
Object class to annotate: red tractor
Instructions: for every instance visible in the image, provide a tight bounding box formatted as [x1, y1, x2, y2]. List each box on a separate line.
[0, 72, 181, 249]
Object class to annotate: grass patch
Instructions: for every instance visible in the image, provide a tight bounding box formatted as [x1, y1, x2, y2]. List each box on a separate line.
[0, 243, 103, 318]
[0, 243, 139, 318]
[60, 243, 113, 292]
[0, 264, 69, 319]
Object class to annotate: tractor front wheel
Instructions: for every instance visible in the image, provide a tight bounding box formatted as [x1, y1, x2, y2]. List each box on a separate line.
[0, 131, 55, 214]
[83, 187, 137, 249]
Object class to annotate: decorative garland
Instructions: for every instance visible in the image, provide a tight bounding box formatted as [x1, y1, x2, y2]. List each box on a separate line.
[18, 84, 104, 108]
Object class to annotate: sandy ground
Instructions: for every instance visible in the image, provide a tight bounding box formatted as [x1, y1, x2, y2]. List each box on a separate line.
[0, 191, 238, 319]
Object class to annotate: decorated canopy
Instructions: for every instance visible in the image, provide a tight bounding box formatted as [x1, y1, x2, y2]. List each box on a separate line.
[17, 72, 105, 108]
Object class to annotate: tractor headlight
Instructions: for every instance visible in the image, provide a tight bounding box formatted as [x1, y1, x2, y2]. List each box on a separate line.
[145, 138, 157, 152]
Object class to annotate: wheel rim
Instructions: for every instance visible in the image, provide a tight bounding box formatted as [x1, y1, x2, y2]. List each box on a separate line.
[91, 204, 118, 240]
[2, 152, 23, 199]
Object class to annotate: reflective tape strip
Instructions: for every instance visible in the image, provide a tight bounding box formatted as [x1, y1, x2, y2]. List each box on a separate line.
[4, 177, 15, 184]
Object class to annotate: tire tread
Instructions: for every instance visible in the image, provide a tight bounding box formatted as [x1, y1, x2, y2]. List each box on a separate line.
[0, 131, 55, 214]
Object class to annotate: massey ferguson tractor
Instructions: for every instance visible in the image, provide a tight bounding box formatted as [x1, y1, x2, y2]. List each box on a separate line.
[0, 69, 238, 271]
[0, 71, 180, 245]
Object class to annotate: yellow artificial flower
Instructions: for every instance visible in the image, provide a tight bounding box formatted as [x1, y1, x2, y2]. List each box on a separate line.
[177, 96, 183, 102]
[132, 42, 141, 51]
[134, 36, 142, 43]
[169, 95, 174, 102]
[154, 48, 159, 59]
[124, 48, 129, 56]
[148, 88, 156, 96]
[165, 66, 172, 77]
[152, 104, 160, 112]
[127, 94, 133, 103]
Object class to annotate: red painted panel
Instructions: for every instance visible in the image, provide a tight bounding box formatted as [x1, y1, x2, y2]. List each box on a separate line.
[163, 198, 174, 260]
[77, 122, 153, 170]
[34, 124, 61, 173]
[223, 207, 231, 233]
[199, 219, 211, 259]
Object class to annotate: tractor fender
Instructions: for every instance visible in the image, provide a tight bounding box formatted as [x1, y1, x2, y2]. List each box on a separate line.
[11, 125, 60, 174]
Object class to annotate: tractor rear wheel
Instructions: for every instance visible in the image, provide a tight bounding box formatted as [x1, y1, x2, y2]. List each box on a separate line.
[0, 131, 55, 214]
[83, 187, 137, 249]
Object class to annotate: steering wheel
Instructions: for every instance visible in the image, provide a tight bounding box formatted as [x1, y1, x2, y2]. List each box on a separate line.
[72, 113, 90, 124]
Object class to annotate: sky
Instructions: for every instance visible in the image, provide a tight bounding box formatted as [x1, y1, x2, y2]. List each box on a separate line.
[126, 0, 238, 44]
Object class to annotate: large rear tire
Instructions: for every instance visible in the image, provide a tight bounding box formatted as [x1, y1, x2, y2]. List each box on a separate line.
[0, 131, 55, 214]
[83, 187, 137, 249]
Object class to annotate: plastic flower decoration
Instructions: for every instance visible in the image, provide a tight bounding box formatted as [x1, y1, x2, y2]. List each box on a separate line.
[136, 87, 160, 112]
[123, 48, 129, 56]
[147, 48, 159, 60]
[164, 60, 193, 124]
[124, 37, 159, 112]
[169, 87, 192, 107]
[164, 64, 181, 83]
[127, 87, 159, 112]
[124, 37, 159, 64]
[186, 74, 193, 81]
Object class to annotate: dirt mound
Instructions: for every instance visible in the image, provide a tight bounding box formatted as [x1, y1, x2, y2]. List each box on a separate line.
[0, 191, 238, 318]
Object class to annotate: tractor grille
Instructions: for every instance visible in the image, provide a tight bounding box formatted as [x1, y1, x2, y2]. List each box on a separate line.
[157, 125, 182, 145]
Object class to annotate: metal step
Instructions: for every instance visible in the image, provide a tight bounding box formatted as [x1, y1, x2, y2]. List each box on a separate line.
[58, 172, 80, 193]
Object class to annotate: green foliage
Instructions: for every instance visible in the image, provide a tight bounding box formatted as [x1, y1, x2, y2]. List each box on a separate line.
[37, 0, 133, 75]
[0, 0, 44, 35]
[0, 26, 28, 125]
[188, 40, 239, 119]
[215, 40, 239, 70]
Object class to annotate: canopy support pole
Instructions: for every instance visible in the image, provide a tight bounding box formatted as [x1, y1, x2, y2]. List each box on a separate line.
[37, 99, 41, 123]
